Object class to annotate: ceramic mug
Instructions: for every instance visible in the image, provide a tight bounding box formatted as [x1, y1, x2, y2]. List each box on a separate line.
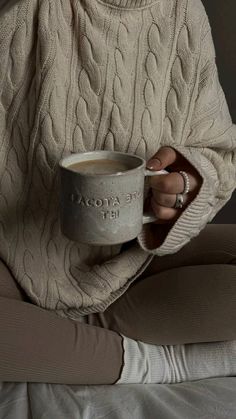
[59, 150, 168, 245]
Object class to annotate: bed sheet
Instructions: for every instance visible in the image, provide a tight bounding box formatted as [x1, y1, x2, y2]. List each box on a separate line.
[0, 377, 236, 419]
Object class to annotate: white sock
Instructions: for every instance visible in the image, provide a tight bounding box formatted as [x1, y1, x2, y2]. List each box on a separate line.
[116, 335, 236, 384]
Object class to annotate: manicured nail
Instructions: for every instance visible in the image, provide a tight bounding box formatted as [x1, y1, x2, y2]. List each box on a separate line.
[146, 158, 161, 170]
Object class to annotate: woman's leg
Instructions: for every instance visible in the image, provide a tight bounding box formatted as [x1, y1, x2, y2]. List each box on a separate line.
[0, 297, 123, 384]
[140, 224, 236, 277]
[2, 292, 236, 387]
[1, 223, 236, 384]
[88, 224, 236, 345]
[0, 259, 123, 385]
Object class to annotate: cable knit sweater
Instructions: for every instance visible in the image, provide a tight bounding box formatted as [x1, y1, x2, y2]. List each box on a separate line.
[0, 0, 235, 320]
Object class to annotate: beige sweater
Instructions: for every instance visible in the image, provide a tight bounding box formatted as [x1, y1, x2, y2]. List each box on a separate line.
[0, 0, 235, 320]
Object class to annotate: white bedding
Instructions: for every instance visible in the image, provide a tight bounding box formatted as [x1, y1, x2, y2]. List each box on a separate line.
[1, 378, 236, 418]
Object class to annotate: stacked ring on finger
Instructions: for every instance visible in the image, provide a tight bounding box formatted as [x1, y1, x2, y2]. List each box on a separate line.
[174, 171, 190, 209]
[179, 170, 190, 194]
[174, 193, 184, 209]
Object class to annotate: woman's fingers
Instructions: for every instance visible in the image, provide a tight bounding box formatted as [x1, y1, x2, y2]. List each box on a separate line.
[147, 171, 195, 222]
[151, 190, 191, 209]
[150, 197, 181, 221]
[148, 171, 197, 194]
[146, 146, 203, 223]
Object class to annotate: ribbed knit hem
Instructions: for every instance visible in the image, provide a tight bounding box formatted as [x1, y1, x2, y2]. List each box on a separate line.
[97, 0, 159, 10]
[137, 145, 219, 256]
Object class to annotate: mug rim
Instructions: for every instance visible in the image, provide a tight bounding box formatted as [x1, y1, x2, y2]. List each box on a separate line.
[59, 150, 146, 177]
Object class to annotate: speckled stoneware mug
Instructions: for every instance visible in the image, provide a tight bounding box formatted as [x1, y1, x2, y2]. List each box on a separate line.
[59, 151, 168, 246]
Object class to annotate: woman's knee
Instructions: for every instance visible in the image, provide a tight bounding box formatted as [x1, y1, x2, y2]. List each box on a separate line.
[204, 224, 236, 263]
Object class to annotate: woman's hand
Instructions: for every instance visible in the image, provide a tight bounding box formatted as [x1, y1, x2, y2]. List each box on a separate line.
[145, 146, 203, 225]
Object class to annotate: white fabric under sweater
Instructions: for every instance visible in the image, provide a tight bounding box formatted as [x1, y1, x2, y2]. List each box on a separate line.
[116, 335, 236, 384]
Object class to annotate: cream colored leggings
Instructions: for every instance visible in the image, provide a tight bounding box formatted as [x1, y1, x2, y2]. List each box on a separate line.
[0, 224, 235, 384]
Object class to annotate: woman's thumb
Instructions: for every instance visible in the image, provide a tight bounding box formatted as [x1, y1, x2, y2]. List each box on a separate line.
[146, 146, 176, 170]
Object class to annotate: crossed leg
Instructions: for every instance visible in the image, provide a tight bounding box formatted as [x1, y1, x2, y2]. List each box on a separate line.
[0, 224, 235, 384]
[88, 224, 236, 344]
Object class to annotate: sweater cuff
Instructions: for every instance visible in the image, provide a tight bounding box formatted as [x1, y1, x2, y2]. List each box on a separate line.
[137, 145, 219, 256]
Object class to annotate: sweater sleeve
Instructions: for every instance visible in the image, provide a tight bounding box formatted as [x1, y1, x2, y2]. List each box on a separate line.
[137, 10, 236, 256]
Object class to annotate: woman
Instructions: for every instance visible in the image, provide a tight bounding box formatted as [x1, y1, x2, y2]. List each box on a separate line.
[0, 0, 235, 384]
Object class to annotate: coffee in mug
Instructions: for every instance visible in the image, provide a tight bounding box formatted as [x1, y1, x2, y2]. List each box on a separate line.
[59, 151, 168, 246]
[68, 158, 131, 175]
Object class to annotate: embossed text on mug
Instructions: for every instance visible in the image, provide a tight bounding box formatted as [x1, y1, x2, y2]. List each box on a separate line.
[69, 190, 142, 220]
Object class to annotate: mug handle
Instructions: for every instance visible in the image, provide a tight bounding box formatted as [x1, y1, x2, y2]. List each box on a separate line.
[142, 169, 169, 224]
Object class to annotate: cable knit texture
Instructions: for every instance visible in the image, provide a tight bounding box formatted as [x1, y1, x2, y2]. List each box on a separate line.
[0, 0, 235, 319]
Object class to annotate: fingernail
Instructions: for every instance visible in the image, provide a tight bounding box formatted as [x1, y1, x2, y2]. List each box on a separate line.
[146, 158, 161, 170]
